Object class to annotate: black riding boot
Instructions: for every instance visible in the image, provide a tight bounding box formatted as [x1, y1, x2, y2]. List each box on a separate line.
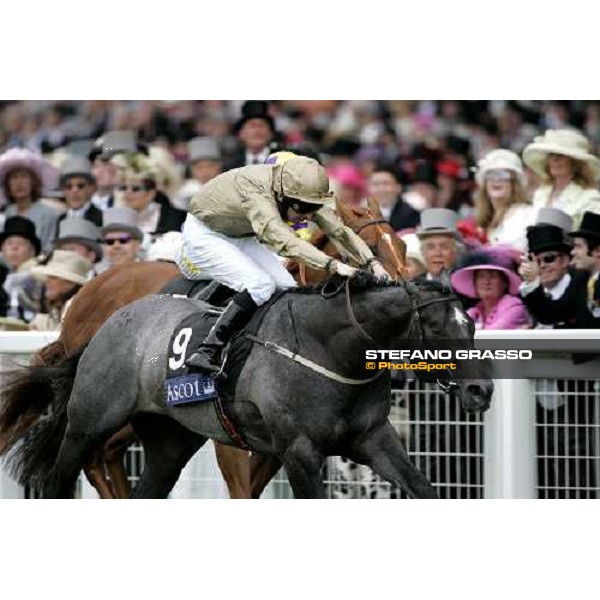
[185, 290, 257, 373]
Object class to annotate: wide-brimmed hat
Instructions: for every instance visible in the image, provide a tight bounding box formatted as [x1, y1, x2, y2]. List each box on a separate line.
[536, 207, 572, 233]
[527, 224, 572, 255]
[234, 101, 275, 134]
[59, 156, 95, 186]
[570, 211, 600, 242]
[522, 129, 600, 180]
[55, 218, 102, 262]
[0, 148, 59, 193]
[30, 249, 92, 285]
[188, 137, 222, 164]
[101, 207, 143, 241]
[0, 216, 42, 254]
[277, 156, 333, 205]
[475, 149, 526, 187]
[450, 250, 521, 298]
[416, 208, 461, 240]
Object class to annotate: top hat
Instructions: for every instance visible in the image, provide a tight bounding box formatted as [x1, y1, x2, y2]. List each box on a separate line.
[188, 137, 222, 164]
[0, 216, 42, 255]
[55, 218, 102, 262]
[536, 207, 572, 233]
[570, 211, 600, 241]
[234, 101, 275, 133]
[101, 207, 143, 241]
[417, 208, 461, 240]
[59, 156, 95, 186]
[527, 224, 572, 254]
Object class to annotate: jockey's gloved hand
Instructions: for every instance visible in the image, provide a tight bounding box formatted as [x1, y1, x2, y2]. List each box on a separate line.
[330, 260, 358, 278]
[369, 259, 391, 281]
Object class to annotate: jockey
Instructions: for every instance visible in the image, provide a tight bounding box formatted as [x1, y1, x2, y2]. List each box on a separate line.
[177, 154, 388, 373]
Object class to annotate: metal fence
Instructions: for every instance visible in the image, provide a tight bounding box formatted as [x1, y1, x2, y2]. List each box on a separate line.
[2, 331, 600, 499]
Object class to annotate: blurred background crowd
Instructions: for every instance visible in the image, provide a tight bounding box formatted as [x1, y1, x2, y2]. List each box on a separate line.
[2, 99, 600, 333]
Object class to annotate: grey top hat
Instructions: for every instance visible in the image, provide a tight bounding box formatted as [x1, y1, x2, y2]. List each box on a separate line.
[416, 208, 461, 239]
[188, 137, 221, 164]
[55, 218, 102, 262]
[65, 139, 96, 159]
[59, 156, 95, 185]
[101, 207, 143, 241]
[536, 207, 573, 233]
[100, 130, 138, 160]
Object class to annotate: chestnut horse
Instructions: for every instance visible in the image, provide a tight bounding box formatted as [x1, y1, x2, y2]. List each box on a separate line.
[1, 197, 406, 498]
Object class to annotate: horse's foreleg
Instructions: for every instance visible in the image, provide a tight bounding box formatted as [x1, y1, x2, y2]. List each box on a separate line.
[346, 422, 437, 499]
[280, 436, 325, 499]
[214, 442, 251, 499]
[250, 454, 282, 499]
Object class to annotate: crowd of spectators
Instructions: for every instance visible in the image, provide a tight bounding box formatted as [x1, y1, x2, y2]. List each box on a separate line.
[2, 99, 600, 334]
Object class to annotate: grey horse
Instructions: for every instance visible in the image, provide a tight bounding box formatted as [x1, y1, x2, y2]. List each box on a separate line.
[12, 273, 493, 498]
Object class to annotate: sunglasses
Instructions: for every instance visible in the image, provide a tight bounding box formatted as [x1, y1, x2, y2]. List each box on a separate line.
[485, 169, 513, 181]
[117, 185, 146, 193]
[535, 253, 562, 264]
[104, 235, 134, 246]
[64, 182, 88, 191]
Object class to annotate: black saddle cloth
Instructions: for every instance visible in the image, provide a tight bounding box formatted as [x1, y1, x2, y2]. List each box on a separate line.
[160, 276, 235, 306]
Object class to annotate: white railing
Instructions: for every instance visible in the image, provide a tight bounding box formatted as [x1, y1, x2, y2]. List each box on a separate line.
[1, 330, 600, 499]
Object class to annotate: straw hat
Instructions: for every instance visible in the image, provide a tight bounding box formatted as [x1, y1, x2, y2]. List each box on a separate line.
[522, 129, 600, 180]
[30, 250, 92, 285]
[475, 149, 526, 187]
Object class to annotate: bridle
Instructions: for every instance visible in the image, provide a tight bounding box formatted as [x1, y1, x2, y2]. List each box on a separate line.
[351, 210, 406, 278]
[322, 277, 461, 393]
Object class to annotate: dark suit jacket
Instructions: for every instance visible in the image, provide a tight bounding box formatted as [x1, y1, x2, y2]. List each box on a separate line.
[56, 204, 104, 235]
[389, 196, 420, 231]
[520, 270, 600, 329]
[223, 152, 246, 172]
[155, 202, 186, 235]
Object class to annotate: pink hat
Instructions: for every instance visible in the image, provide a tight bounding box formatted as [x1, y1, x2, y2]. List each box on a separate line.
[450, 249, 522, 298]
[0, 148, 59, 193]
[327, 164, 366, 193]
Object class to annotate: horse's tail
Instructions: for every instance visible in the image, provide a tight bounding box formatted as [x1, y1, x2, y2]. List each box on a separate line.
[0, 344, 86, 487]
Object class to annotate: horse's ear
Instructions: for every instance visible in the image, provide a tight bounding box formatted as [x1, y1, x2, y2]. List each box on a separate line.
[366, 196, 384, 218]
[438, 268, 452, 292]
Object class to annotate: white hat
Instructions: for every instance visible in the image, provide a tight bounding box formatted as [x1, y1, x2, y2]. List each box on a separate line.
[475, 149, 526, 187]
[30, 250, 92, 285]
[400, 233, 425, 267]
[522, 129, 600, 180]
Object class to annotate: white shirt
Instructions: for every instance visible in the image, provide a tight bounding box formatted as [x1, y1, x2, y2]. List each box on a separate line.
[67, 201, 92, 219]
[519, 272, 571, 299]
[91, 192, 113, 211]
[245, 149, 270, 165]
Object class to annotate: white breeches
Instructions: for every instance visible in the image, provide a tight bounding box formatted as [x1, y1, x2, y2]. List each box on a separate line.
[176, 214, 297, 306]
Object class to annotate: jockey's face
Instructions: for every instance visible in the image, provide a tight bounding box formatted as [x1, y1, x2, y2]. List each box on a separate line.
[286, 207, 316, 223]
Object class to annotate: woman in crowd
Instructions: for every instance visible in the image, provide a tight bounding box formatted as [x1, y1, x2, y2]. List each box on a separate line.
[451, 248, 530, 330]
[474, 149, 536, 251]
[0, 148, 60, 252]
[29, 249, 92, 331]
[523, 129, 600, 228]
